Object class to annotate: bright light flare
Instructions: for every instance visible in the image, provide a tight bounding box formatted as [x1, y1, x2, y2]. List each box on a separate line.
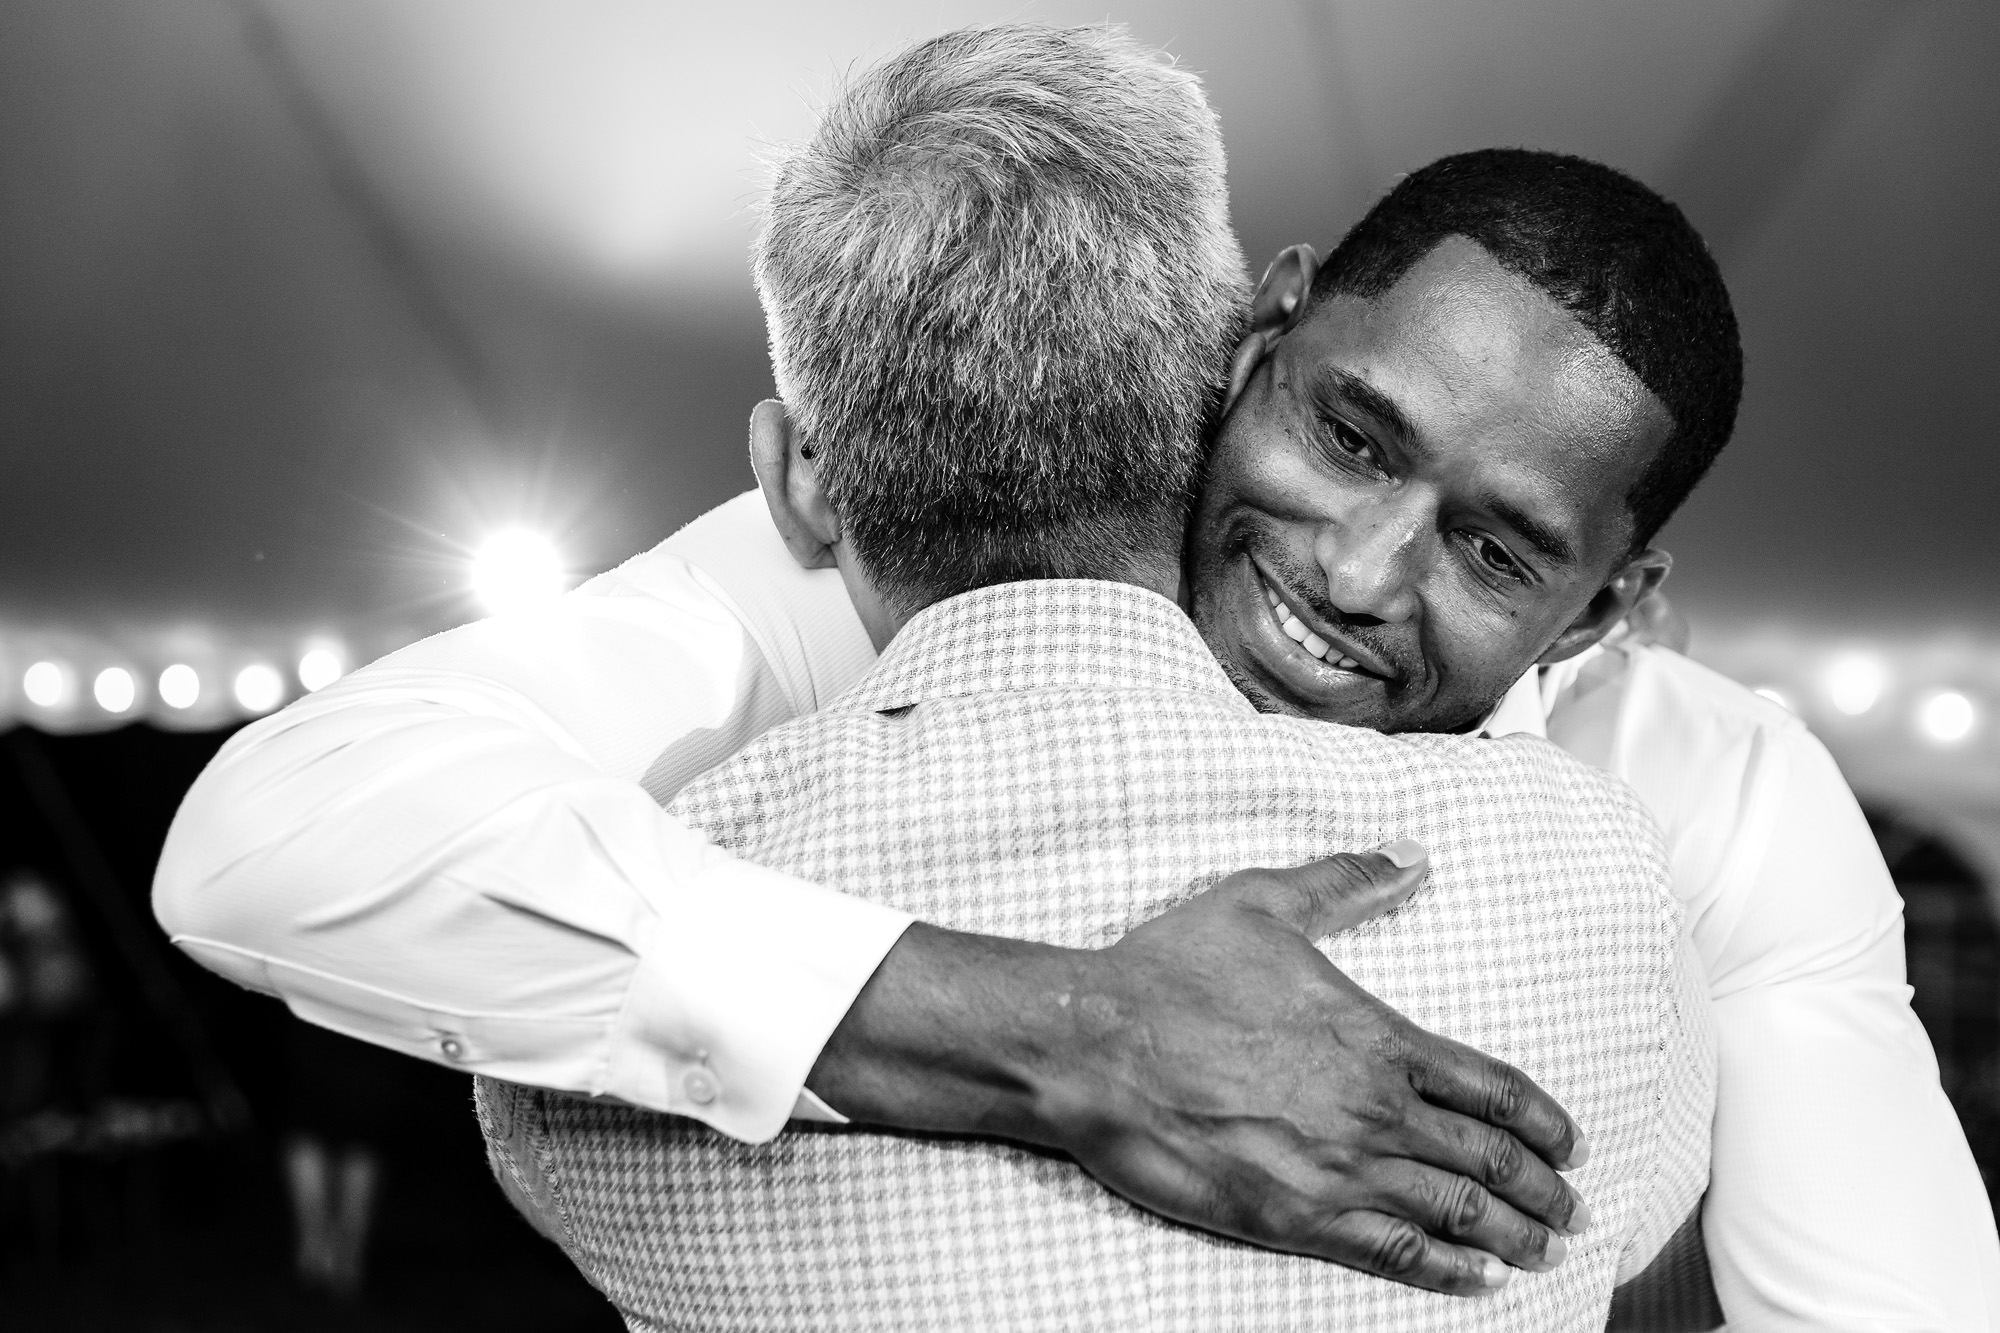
[1917, 690, 1977, 745]
[472, 530, 566, 616]
[1825, 654, 1887, 716]
[1752, 686, 1794, 713]
[159, 664, 201, 709]
[298, 647, 344, 692]
[23, 661, 67, 708]
[234, 664, 285, 714]
[93, 667, 136, 714]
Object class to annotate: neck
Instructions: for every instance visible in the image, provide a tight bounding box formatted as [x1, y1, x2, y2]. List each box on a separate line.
[843, 550, 1184, 653]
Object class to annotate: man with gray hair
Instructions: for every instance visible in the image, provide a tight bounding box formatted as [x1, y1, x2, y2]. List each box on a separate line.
[477, 25, 1711, 1329]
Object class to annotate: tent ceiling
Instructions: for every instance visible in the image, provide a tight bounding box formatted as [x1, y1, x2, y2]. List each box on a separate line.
[3, 0, 1996, 649]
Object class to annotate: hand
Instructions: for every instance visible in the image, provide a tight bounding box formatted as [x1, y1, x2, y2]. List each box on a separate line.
[808, 843, 1590, 1297]
[1045, 844, 1590, 1294]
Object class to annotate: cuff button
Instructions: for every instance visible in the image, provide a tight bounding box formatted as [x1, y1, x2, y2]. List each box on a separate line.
[682, 1068, 719, 1106]
[439, 1037, 465, 1061]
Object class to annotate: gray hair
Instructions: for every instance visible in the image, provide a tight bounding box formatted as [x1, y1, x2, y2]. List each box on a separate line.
[753, 23, 1249, 611]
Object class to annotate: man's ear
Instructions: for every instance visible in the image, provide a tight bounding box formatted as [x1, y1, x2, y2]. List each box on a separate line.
[1539, 549, 1674, 665]
[748, 398, 841, 570]
[1223, 244, 1321, 415]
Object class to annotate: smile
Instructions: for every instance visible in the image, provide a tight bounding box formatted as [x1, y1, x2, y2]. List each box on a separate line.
[1256, 571, 1378, 676]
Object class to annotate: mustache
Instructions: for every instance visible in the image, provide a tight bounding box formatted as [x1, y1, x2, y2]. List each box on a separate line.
[1252, 545, 1422, 686]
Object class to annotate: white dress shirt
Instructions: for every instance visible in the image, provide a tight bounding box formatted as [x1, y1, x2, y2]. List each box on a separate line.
[1489, 648, 2000, 1329]
[155, 492, 911, 1141]
[156, 490, 2000, 1328]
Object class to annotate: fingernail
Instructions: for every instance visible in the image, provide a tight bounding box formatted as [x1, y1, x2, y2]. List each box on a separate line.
[1566, 1134, 1592, 1169]
[1480, 1254, 1511, 1290]
[1567, 1196, 1592, 1236]
[1540, 1232, 1569, 1270]
[1381, 837, 1427, 868]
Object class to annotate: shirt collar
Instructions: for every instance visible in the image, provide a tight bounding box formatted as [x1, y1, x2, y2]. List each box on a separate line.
[1480, 664, 1552, 739]
[837, 580, 1252, 716]
[1478, 642, 1618, 739]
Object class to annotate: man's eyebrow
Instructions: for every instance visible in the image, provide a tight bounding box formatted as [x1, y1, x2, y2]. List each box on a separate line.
[1483, 494, 1579, 568]
[1317, 362, 1578, 568]
[1318, 366, 1420, 455]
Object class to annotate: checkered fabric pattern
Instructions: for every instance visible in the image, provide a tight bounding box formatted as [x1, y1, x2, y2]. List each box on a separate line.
[478, 580, 1714, 1332]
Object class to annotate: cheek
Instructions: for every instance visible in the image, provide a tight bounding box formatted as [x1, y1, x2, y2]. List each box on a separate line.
[1420, 589, 1545, 691]
[1213, 421, 1339, 522]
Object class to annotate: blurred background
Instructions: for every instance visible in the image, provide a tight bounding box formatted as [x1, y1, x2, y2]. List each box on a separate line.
[1, 1, 1995, 1327]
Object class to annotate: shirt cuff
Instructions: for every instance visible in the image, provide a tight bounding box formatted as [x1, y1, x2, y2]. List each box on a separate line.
[602, 854, 914, 1143]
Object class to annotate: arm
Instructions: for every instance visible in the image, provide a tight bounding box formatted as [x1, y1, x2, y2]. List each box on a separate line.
[158, 493, 1590, 1286]
[811, 850, 1593, 1296]
[1699, 731, 2000, 1329]
[154, 534, 911, 1142]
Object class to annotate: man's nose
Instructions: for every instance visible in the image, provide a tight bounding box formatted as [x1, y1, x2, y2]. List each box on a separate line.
[1313, 502, 1423, 624]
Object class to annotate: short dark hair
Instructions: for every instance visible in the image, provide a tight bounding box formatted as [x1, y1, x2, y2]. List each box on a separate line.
[756, 25, 1248, 613]
[1311, 148, 1742, 548]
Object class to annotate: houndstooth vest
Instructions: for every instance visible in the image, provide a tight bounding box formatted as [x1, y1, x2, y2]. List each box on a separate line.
[479, 580, 1713, 1332]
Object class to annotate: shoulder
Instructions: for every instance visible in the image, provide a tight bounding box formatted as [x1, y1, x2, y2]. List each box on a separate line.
[614, 491, 877, 715]
[1551, 643, 1804, 763]
[1549, 644, 1894, 983]
[1260, 710, 1669, 874]
[1547, 643, 1817, 825]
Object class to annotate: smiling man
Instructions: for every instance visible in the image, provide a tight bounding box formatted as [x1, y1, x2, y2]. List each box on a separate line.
[155, 52, 1998, 1331]
[1193, 234, 1675, 735]
[1188, 150, 2000, 1326]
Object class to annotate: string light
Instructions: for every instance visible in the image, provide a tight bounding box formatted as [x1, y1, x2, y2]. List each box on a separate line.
[1825, 654, 1887, 716]
[1917, 690, 1977, 745]
[472, 531, 566, 616]
[298, 647, 344, 692]
[23, 661, 67, 708]
[93, 667, 136, 714]
[233, 663, 284, 714]
[159, 664, 201, 709]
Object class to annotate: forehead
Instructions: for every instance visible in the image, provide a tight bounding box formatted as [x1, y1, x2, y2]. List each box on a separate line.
[1290, 236, 1670, 549]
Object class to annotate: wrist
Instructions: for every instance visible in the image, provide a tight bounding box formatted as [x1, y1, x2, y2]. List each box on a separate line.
[806, 922, 1092, 1144]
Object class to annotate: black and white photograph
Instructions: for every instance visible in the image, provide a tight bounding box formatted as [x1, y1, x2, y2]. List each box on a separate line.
[2, 2, 1997, 1329]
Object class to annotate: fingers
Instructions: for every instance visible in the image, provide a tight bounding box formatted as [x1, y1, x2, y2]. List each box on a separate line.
[1395, 1102, 1590, 1238]
[1364, 1156, 1573, 1275]
[1087, 1135, 1516, 1299]
[1232, 842, 1429, 939]
[1401, 1030, 1588, 1171]
[1309, 1210, 1513, 1297]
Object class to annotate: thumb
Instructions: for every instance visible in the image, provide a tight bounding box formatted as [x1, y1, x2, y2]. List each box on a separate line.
[1238, 840, 1429, 939]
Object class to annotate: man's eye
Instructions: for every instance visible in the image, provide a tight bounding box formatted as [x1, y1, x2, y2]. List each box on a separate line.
[1318, 418, 1384, 475]
[1470, 535, 1526, 581]
[1330, 419, 1372, 458]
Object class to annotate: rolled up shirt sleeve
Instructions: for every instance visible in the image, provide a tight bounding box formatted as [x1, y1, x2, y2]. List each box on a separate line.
[153, 495, 910, 1143]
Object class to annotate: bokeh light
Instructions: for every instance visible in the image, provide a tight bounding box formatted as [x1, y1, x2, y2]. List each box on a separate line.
[1825, 654, 1888, 716]
[472, 530, 566, 616]
[93, 666, 136, 714]
[298, 646, 344, 692]
[233, 663, 285, 714]
[159, 664, 201, 709]
[23, 661, 67, 708]
[1917, 690, 1977, 745]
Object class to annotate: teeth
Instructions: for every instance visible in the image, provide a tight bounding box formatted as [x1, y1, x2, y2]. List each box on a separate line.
[1264, 577, 1366, 673]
